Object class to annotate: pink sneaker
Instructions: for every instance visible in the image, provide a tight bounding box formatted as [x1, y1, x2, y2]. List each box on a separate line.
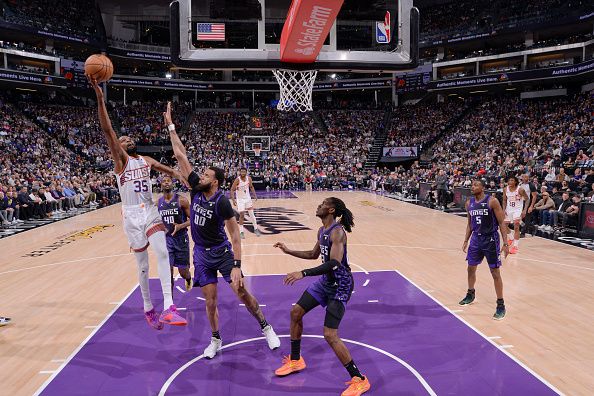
[159, 305, 187, 326]
[144, 308, 164, 330]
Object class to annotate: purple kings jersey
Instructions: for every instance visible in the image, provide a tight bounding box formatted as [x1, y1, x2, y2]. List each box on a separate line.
[468, 195, 498, 236]
[318, 222, 353, 302]
[158, 194, 188, 240]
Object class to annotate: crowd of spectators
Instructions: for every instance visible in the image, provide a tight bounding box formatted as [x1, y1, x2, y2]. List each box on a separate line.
[390, 93, 594, 235]
[419, 0, 590, 44]
[0, 97, 118, 229]
[114, 101, 193, 146]
[179, 109, 382, 190]
[1, 0, 103, 42]
[387, 102, 464, 149]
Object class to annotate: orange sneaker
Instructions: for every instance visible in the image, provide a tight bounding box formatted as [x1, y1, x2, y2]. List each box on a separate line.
[509, 246, 518, 254]
[274, 355, 306, 376]
[341, 376, 371, 396]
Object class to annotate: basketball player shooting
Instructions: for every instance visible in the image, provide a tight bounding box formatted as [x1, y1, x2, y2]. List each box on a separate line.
[273, 197, 371, 396]
[230, 167, 261, 239]
[460, 179, 510, 320]
[89, 78, 187, 329]
[164, 102, 280, 359]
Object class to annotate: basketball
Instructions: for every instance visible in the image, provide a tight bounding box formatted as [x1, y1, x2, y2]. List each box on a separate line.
[84, 54, 113, 83]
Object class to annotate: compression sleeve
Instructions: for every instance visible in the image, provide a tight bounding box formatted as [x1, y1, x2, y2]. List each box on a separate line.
[301, 259, 340, 277]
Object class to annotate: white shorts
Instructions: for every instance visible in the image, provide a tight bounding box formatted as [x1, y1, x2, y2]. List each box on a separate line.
[237, 198, 254, 212]
[505, 208, 522, 223]
[122, 203, 166, 251]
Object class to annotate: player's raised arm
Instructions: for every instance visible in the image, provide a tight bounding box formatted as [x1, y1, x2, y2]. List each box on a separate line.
[89, 78, 127, 173]
[490, 197, 510, 258]
[164, 102, 193, 179]
[274, 240, 321, 260]
[143, 156, 186, 186]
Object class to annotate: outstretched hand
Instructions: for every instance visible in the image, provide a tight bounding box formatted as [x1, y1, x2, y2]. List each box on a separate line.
[163, 101, 173, 126]
[87, 76, 104, 100]
[273, 242, 290, 254]
[284, 271, 304, 286]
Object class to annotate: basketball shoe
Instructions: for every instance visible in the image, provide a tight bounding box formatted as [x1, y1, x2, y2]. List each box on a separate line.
[159, 305, 187, 326]
[342, 376, 371, 396]
[274, 356, 306, 376]
[203, 337, 223, 359]
[262, 324, 280, 350]
[459, 289, 475, 305]
[144, 309, 164, 330]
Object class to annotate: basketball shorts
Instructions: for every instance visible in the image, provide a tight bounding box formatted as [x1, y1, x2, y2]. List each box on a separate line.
[166, 234, 190, 268]
[466, 233, 501, 268]
[505, 207, 522, 222]
[122, 203, 165, 252]
[237, 198, 253, 212]
[298, 278, 353, 329]
[193, 242, 244, 287]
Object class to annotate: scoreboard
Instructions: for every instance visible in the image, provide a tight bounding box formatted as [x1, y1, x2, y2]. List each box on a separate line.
[394, 71, 431, 93]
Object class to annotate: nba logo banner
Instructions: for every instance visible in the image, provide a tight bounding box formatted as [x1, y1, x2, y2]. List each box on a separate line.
[376, 11, 391, 44]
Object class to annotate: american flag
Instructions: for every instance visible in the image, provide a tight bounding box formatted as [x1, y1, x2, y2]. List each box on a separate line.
[197, 23, 225, 41]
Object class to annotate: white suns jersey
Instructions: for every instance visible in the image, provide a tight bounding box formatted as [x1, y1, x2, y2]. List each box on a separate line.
[505, 186, 524, 212]
[116, 156, 153, 206]
[235, 176, 251, 200]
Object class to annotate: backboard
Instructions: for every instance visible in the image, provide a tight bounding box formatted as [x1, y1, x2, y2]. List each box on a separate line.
[170, 0, 419, 72]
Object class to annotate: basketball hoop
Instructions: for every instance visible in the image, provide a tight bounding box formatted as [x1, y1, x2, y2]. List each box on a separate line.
[272, 69, 318, 112]
[252, 142, 262, 157]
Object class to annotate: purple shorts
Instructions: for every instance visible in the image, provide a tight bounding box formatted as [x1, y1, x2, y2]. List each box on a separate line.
[466, 234, 501, 268]
[193, 242, 243, 287]
[306, 277, 352, 307]
[166, 235, 189, 268]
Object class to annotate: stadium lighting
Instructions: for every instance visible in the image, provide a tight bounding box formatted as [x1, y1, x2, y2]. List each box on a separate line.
[165, 72, 173, 79]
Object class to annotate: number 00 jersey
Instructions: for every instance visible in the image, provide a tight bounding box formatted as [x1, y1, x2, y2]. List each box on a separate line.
[116, 155, 153, 206]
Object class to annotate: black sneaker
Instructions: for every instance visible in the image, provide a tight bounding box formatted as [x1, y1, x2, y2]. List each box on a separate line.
[459, 291, 475, 306]
[493, 304, 506, 320]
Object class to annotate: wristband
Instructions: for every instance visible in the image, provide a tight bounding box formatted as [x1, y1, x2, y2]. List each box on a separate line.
[233, 260, 241, 268]
[167, 124, 175, 132]
[301, 270, 307, 277]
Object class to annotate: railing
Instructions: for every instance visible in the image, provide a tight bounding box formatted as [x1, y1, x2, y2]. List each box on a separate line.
[107, 40, 169, 54]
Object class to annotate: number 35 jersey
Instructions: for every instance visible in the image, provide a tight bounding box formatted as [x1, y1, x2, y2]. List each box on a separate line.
[116, 155, 153, 206]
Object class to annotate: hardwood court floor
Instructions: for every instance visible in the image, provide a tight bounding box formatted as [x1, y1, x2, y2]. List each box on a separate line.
[0, 191, 592, 395]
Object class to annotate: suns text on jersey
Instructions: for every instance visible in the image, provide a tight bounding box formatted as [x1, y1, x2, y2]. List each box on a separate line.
[120, 166, 150, 185]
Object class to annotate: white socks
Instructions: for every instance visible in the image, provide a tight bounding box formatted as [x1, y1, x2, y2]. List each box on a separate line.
[148, 231, 174, 309]
[239, 224, 244, 233]
[134, 250, 153, 312]
[247, 209, 258, 228]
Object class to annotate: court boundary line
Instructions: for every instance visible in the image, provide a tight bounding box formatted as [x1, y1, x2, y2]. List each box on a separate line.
[157, 334, 437, 396]
[0, 253, 134, 276]
[32, 284, 138, 396]
[394, 269, 565, 396]
[32, 270, 564, 395]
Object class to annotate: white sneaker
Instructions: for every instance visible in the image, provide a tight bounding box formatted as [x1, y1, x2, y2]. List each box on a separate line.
[262, 324, 280, 350]
[203, 337, 222, 359]
[545, 225, 553, 232]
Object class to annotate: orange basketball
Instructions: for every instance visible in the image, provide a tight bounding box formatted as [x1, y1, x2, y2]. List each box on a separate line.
[84, 54, 114, 83]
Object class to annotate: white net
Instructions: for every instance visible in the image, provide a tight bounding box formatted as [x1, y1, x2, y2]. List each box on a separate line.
[252, 143, 262, 157]
[272, 69, 318, 112]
